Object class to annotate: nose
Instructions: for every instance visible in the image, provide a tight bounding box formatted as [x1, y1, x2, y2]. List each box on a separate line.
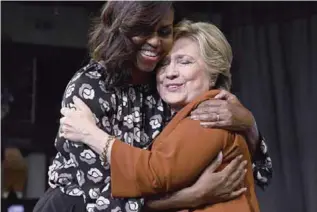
[146, 33, 161, 48]
[165, 63, 179, 79]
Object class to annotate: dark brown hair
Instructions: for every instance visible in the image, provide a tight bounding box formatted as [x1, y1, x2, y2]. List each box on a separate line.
[88, 1, 173, 88]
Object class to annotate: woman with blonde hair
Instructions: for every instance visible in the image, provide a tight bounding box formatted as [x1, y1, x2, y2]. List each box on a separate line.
[60, 20, 260, 212]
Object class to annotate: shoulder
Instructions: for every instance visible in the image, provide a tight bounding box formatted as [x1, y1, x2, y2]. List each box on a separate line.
[63, 61, 112, 99]
[61, 62, 112, 114]
[176, 118, 231, 140]
[67, 61, 105, 89]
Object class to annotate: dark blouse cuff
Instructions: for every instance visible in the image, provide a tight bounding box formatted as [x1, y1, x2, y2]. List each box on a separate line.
[251, 133, 273, 189]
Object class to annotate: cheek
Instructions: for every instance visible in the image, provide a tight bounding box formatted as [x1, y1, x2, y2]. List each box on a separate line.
[185, 68, 210, 91]
[161, 37, 173, 54]
[132, 36, 145, 45]
[199, 73, 211, 91]
[156, 71, 164, 90]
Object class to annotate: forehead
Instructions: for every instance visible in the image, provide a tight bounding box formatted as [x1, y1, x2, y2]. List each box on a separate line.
[159, 8, 174, 25]
[170, 37, 200, 57]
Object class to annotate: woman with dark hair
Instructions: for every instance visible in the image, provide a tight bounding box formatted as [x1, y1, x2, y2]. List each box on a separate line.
[34, 2, 272, 212]
[60, 20, 261, 212]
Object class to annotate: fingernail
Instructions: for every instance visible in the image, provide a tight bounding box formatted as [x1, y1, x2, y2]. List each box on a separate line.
[244, 169, 247, 173]
[243, 160, 248, 165]
[238, 155, 243, 159]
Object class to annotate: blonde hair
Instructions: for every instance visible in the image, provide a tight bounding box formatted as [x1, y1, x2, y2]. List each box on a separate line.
[174, 20, 232, 90]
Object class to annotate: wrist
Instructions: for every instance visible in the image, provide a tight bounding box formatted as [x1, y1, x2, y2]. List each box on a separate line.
[246, 121, 259, 141]
[167, 186, 199, 209]
[245, 121, 260, 156]
[85, 127, 109, 155]
[187, 184, 204, 208]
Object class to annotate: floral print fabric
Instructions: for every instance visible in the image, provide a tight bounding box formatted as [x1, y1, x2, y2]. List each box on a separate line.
[48, 61, 272, 211]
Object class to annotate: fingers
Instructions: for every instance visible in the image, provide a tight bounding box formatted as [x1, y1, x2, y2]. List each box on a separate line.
[73, 96, 90, 112]
[206, 152, 223, 173]
[59, 122, 72, 135]
[60, 116, 73, 126]
[215, 90, 241, 104]
[190, 108, 225, 122]
[221, 155, 244, 176]
[191, 114, 218, 122]
[200, 121, 228, 128]
[226, 160, 247, 188]
[225, 187, 247, 201]
[60, 107, 75, 117]
[229, 168, 247, 191]
[198, 99, 224, 108]
[191, 100, 226, 116]
[214, 90, 231, 100]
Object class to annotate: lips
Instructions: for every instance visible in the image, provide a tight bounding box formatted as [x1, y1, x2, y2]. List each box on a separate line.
[165, 83, 184, 91]
[140, 49, 159, 57]
[139, 49, 161, 63]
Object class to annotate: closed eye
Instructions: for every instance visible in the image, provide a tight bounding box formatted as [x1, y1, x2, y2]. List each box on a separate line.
[179, 60, 192, 65]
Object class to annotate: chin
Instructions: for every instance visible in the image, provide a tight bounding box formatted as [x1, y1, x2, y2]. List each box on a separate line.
[136, 56, 159, 73]
[136, 63, 156, 73]
[164, 97, 184, 107]
[140, 67, 155, 72]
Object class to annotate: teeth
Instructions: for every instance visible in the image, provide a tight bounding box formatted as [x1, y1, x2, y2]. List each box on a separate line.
[141, 50, 158, 57]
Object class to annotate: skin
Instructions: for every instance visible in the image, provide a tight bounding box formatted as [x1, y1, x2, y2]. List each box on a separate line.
[132, 9, 174, 73]
[156, 37, 211, 112]
[60, 37, 251, 209]
[130, 9, 259, 151]
[59, 6, 258, 210]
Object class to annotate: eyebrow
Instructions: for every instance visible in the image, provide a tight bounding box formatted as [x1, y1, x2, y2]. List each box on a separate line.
[175, 54, 194, 60]
[160, 24, 173, 28]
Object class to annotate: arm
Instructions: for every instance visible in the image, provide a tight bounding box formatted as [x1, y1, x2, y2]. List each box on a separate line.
[49, 69, 107, 189]
[145, 153, 247, 211]
[145, 186, 199, 210]
[109, 119, 232, 197]
[61, 98, 248, 210]
[242, 120, 272, 189]
[190, 90, 273, 189]
[58, 67, 148, 211]
[250, 134, 272, 189]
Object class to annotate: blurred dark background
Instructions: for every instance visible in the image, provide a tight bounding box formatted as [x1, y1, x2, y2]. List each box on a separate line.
[1, 1, 317, 212]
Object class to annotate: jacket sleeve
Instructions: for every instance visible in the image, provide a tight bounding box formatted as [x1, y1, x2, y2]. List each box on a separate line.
[110, 118, 233, 198]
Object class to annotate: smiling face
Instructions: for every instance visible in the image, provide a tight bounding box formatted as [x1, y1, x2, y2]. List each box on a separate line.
[132, 9, 174, 72]
[156, 37, 211, 111]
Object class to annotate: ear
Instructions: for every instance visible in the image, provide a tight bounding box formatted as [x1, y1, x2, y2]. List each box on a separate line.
[209, 73, 219, 89]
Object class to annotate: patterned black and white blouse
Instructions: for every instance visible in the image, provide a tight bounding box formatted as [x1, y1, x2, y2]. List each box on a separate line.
[48, 61, 273, 212]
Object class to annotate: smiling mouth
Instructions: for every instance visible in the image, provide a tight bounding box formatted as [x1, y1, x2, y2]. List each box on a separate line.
[140, 49, 160, 58]
[165, 84, 184, 91]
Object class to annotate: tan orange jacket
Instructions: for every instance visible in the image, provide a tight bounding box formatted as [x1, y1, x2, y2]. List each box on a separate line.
[110, 90, 260, 212]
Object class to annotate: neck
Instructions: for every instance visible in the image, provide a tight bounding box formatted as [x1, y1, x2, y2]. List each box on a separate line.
[170, 104, 184, 115]
[129, 68, 153, 85]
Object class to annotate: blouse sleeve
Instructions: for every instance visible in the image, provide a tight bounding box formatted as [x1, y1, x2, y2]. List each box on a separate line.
[49, 68, 146, 212]
[49, 68, 110, 191]
[251, 134, 273, 190]
[110, 118, 238, 197]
